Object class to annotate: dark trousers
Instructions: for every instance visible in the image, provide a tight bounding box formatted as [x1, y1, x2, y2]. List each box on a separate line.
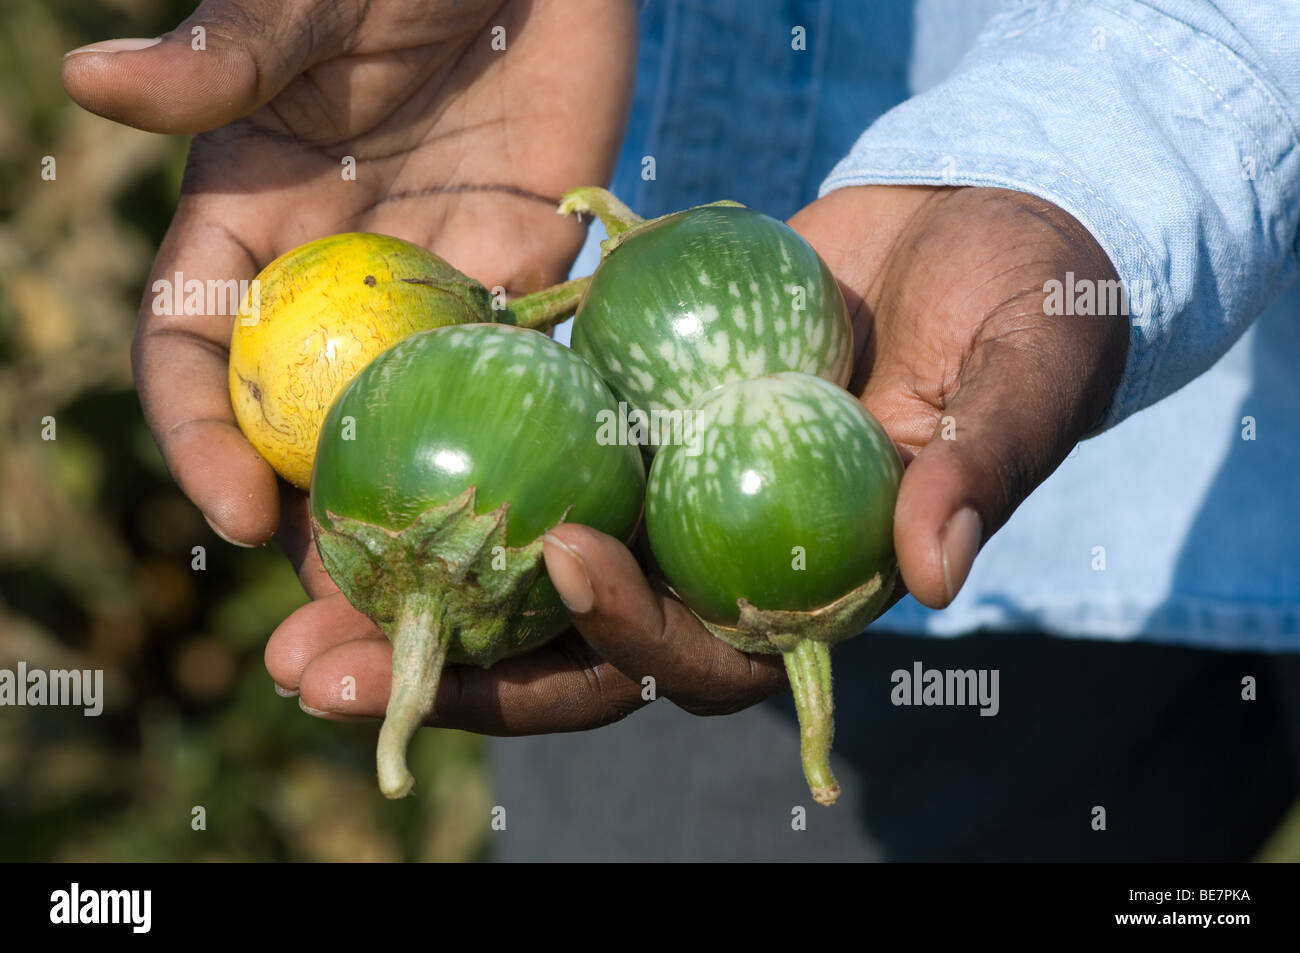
[488, 631, 1300, 861]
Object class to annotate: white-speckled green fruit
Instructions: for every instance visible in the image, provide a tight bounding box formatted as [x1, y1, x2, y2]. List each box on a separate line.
[646, 372, 899, 624]
[645, 371, 902, 805]
[570, 203, 853, 437]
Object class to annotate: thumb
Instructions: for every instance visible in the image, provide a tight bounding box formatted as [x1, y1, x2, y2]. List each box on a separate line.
[541, 525, 786, 714]
[61, 0, 352, 134]
[888, 319, 1126, 610]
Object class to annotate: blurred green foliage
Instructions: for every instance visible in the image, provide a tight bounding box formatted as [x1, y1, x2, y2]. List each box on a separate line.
[0, 0, 488, 861]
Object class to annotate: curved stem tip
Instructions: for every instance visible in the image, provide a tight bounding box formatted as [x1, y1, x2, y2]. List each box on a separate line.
[377, 594, 451, 799]
[557, 186, 645, 237]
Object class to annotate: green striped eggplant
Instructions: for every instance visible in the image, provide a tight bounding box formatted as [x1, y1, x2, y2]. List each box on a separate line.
[563, 188, 853, 450]
[645, 372, 902, 805]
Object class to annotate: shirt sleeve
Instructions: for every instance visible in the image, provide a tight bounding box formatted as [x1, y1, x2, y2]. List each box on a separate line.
[819, 0, 1300, 431]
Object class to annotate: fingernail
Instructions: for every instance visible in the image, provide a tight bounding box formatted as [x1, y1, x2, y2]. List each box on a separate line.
[65, 37, 162, 57]
[543, 533, 594, 614]
[299, 698, 331, 717]
[940, 506, 982, 604]
[205, 514, 257, 548]
[274, 683, 299, 698]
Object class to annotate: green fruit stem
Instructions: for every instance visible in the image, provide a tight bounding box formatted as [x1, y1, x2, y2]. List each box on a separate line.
[559, 187, 747, 260]
[783, 639, 840, 806]
[377, 592, 451, 799]
[558, 186, 645, 237]
[505, 276, 592, 332]
[694, 570, 896, 806]
[313, 488, 554, 799]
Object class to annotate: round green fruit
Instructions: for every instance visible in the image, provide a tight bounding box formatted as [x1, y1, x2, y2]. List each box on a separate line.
[645, 371, 902, 804]
[565, 189, 853, 447]
[311, 323, 645, 797]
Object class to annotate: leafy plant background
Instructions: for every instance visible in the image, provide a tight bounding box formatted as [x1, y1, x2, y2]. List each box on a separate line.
[0, 0, 488, 862]
[0, 0, 1296, 863]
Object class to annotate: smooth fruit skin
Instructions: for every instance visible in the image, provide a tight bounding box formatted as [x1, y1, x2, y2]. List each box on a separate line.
[571, 205, 853, 425]
[230, 233, 489, 489]
[646, 372, 901, 625]
[311, 323, 644, 799]
[311, 322, 646, 631]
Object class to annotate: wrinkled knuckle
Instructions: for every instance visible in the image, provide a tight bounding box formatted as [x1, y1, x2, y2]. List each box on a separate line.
[579, 662, 643, 727]
[550, 637, 643, 727]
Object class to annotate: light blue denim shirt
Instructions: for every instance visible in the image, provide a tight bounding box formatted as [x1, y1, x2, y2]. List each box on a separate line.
[563, 0, 1300, 653]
